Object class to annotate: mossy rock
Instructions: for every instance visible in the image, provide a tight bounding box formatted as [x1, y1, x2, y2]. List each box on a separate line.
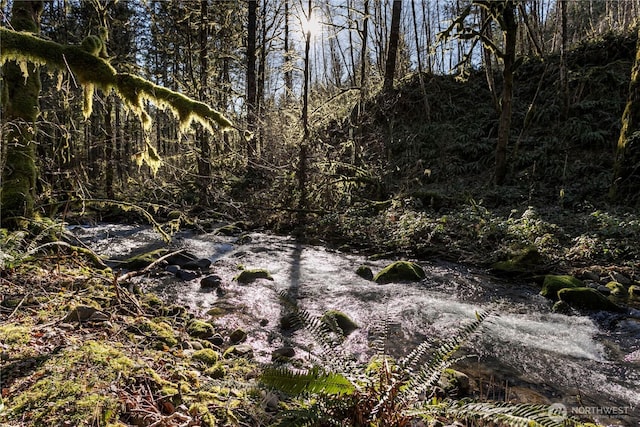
[229, 328, 247, 344]
[630, 285, 640, 300]
[234, 269, 273, 283]
[136, 318, 178, 348]
[191, 348, 219, 365]
[223, 344, 254, 359]
[321, 310, 358, 335]
[204, 363, 226, 379]
[356, 265, 374, 281]
[605, 281, 627, 297]
[122, 248, 168, 270]
[187, 320, 215, 339]
[540, 275, 583, 300]
[373, 261, 425, 284]
[439, 369, 471, 397]
[491, 247, 545, 274]
[551, 300, 573, 315]
[558, 287, 623, 312]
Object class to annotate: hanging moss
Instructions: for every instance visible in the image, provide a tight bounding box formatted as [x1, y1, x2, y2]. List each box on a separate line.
[0, 26, 233, 185]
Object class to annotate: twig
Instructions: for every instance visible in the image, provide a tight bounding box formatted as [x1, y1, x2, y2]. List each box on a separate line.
[147, 412, 192, 427]
[117, 249, 185, 283]
[7, 293, 28, 320]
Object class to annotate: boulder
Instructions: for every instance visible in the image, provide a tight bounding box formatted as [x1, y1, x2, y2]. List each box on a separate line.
[122, 248, 168, 270]
[187, 320, 215, 339]
[491, 247, 545, 274]
[558, 287, 623, 312]
[439, 369, 471, 397]
[165, 265, 180, 275]
[201, 275, 223, 289]
[229, 328, 247, 344]
[234, 269, 273, 283]
[224, 344, 254, 359]
[373, 261, 425, 284]
[176, 269, 197, 281]
[610, 271, 632, 286]
[321, 310, 359, 335]
[272, 346, 296, 361]
[183, 258, 212, 271]
[62, 304, 100, 322]
[164, 251, 198, 267]
[192, 348, 220, 365]
[540, 275, 583, 300]
[356, 265, 374, 281]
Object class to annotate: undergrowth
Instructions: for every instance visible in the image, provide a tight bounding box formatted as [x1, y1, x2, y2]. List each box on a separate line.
[259, 292, 577, 427]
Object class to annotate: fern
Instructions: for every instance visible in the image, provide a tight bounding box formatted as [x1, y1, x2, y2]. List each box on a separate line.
[401, 310, 493, 401]
[415, 399, 576, 427]
[260, 298, 576, 427]
[260, 366, 355, 396]
[277, 290, 345, 353]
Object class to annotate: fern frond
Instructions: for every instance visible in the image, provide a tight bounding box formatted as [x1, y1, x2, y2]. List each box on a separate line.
[400, 310, 493, 403]
[260, 366, 355, 396]
[421, 399, 577, 427]
[277, 290, 345, 351]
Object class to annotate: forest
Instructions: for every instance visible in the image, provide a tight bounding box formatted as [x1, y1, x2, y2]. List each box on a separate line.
[1, 0, 640, 426]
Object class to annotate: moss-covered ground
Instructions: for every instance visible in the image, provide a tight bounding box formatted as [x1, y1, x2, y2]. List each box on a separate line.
[0, 252, 269, 426]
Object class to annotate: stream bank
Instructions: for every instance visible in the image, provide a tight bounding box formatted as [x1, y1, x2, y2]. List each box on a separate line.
[74, 223, 640, 426]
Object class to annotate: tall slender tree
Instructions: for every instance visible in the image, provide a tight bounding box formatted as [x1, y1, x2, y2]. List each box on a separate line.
[383, 0, 402, 91]
[1, 1, 44, 226]
[246, 0, 258, 160]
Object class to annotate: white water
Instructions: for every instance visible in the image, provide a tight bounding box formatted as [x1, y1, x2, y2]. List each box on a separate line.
[73, 224, 640, 426]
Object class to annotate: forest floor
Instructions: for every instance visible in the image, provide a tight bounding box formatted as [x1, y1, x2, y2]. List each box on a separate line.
[0, 248, 272, 426]
[3, 31, 640, 427]
[1, 204, 639, 426]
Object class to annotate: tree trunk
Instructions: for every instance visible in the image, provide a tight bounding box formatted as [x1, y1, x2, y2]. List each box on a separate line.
[610, 26, 640, 203]
[383, 0, 402, 92]
[1, 1, 44, 227]
[246, 0, 258, 159]
[283, 0, 293, 98]
[495, 1, 517, 186]
[105, 94, 114, 199]
[559, 0, 569, 119]
[197, 0, 211, 205]
[297, 0, 313, 224]
[481, 7, 499, 113]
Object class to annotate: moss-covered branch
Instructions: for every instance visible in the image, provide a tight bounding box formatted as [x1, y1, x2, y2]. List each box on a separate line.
[0, 26, 233, 132]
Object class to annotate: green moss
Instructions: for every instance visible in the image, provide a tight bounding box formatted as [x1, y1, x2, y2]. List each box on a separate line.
[121, 248, 168, 270]
[137, 318, 178, 348]
[234, 268, 274, 283]
[605, 281, 627, 297]
[192, 349, 220, 365]
[558, 287, 622, 312]
[630, 285, 640, 300]
[142, 293, 164, 308]
[187, 319, 215, 339]
[8, 340, 134, 425]
[204, 363, 227, 379]
[321, 310, 359, 335]
[540, 275, 583, 300]
[0, 324, 31, 345]
[491, 247, 544, 274]
[373, 261, 426, 283]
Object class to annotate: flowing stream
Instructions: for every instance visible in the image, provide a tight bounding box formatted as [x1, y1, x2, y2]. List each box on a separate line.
[72, 223, 640, 426]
